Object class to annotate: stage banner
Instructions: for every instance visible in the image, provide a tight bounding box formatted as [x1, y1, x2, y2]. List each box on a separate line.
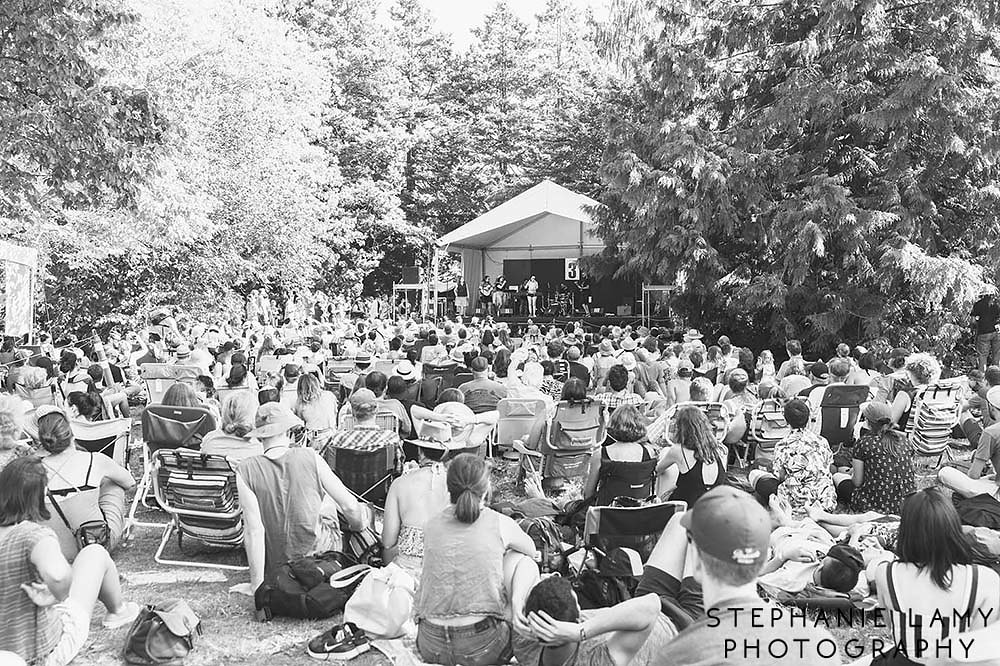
[565, 258, 579, 281]
[4, 260, 33, 336]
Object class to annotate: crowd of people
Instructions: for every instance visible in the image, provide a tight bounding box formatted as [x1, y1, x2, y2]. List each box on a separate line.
[0, 306, 998, 666]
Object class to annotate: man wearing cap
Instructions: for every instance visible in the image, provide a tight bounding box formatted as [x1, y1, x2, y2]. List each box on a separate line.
[340, 352, 373, 394]
[322, 389, 403, 482]
[278, 363, 302, 409]
[235, 403, 369, 597]
[795, 360, 830, 406]
[800, 358, 850, 411]
[458, 357, 508, 414]
[648, 488, 841, 665]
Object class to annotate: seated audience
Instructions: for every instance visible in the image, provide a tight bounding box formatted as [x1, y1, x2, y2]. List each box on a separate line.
[414, 454, 539, 666]
[292, 373, 338, 448]
[201, 391, 264, 464]
[458, 356, 508, 414]
[0, 457, 140, 665]
[834, 402, 916, 514]
[234, 403, 368, 595]
[0, 394, 31, 471]
[890, 353, 942, 429]
[584, 404, 657, 505]
[656, 405, 726, 506]
[749, 399, 835, 518]
[596, 365, 644, 411]
[66, 391, 105, 422]
[36, 406, 134, 556]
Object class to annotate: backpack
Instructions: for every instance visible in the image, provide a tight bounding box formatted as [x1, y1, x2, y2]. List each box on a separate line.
[517, 516, 566, 574]
[122, 599, 201, 665]
[571, 568, 632, 609]
[254, 551, 370, 621]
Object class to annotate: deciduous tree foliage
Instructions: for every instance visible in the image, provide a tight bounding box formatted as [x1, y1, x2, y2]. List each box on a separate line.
[596, 0, 1000, 350]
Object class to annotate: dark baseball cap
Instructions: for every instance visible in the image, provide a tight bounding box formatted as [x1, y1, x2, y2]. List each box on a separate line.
[681, 486, 770, 567]
[809, 361, 829, 379]
[470, 356, 489, 372]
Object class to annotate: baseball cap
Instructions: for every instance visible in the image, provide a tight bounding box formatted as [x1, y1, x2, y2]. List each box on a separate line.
[349, 388, 379, 412]
[283, 363, 301, 380]
[677, 359, 694, 376]
[825, 544, 864, 575]
[249, 403, 303, 439]
[809, 361, 829, 379]
[681, 486, 770, 567]
[470, 356, 489, 372]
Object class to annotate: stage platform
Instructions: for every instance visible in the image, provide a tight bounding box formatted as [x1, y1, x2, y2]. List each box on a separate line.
[457, 313, 674, 332]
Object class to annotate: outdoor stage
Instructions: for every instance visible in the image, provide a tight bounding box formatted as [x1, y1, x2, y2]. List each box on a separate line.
[457, 313, 675, 332]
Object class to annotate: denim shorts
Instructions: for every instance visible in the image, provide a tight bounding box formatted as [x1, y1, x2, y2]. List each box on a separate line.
[416, 617, 513, 666]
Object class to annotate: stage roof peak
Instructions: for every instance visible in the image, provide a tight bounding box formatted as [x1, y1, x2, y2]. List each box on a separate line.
[436, 180, 599, 250]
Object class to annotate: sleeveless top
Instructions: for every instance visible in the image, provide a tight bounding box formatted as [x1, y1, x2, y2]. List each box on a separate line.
[416, 506, 506, 621]
[595, 445, 656, 506]
[238, 448, 325, 572]
[669, 447, 726, 508]
[0, 522, 63, 662]
[44, 453, 104, 559]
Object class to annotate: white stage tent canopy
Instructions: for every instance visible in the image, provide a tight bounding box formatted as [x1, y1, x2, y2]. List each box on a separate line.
[435, 180, 603, 310]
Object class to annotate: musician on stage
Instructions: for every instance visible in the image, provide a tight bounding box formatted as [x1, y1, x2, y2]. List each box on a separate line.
[577, 274, 591, 315]
[526, 275, 539, 317]
[492, 275, 508, 317]
[479, 275, 494, 316]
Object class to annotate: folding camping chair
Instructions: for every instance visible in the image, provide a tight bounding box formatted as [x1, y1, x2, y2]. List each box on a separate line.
[496, 398, 549, 458]
[215, 385, 255, 408]
[371, 360, 399, 377]
[662, 402, 731, 446]
[423, 363, 458, 391]
[256, 355, 282, 376]
[537, 399, 607, 483]
[815, 385, 870, 448]
[321, 432, 401, 506]
[15, 383, 59, 409]
[128, 405, 217, 532]
[71, 417, 132, 467]
[579, 501, 687, 566]
[140, 364, 203, 404]
[152, 448, 247, 570]
[906, 381, 964, 466]
[748, 398, 791, 470]
[339, 412, 400, 433]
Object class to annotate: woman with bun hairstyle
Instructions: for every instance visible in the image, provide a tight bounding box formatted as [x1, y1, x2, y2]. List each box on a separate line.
[414, 454, 540, 666]
[35, 407, 135, 557]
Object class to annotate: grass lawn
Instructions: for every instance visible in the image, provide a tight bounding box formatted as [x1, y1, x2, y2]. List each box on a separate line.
[75, 423, 973, 664]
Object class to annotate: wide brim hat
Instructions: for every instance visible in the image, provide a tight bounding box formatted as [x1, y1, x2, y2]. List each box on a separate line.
[621, 337, 637, 352]
[248, 403, 303, 439]
[683, 329, 704, 341]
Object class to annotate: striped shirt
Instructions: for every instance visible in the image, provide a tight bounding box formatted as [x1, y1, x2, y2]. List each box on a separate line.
[0, 522, 63, 662]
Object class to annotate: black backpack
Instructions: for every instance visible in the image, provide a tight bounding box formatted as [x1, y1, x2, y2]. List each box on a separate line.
[572, 568, 632, 609]
[517, 516, 567, 574]
[254, 551, 369, 621]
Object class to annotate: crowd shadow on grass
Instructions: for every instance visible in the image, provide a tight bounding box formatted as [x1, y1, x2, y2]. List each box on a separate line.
[93, 418, 974, 665]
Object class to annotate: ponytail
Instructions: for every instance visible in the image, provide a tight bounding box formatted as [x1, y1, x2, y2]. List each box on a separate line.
[446, 453, 490, 524]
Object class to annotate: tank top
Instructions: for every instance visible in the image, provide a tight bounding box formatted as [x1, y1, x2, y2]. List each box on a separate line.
[669, 447, 725, 507]
[238, 448, 325, 572]
[595, 445, 656, 506]
[416, 506, 506, 621]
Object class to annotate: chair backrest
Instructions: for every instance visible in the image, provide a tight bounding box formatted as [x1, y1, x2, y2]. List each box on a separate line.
[664, 402, 730, 445]
[749, 398, 790, 459]
[907, 382, 963, 455]
[215, 385, 256, 408]
[142, 405, 216, 452]
[594, 457, 658, 507]
[327, 358, 355, 374]
[256, 355, 282, 376]
[321, 434, 397, 503]
[71, 417, 131, 467]
[423, 364, 457, 387]
[453, 372, 474, 388]
[152, 449, 243, 544]
[418, 376, 443, 408]
[141, 364, 203, 405]
[584, 501, 687, 561]
[339, 412, 399, 433]
[463, 388, 503, 414]
[547, 400, 606, 452]
[496, 398, 549, 450]
[817, 384, 870, 447]
[15, 384, 58, 409]
[371, 360, 398, 377]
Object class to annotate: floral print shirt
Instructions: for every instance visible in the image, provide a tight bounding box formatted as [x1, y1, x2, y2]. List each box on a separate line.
[773, 428, 836, 518]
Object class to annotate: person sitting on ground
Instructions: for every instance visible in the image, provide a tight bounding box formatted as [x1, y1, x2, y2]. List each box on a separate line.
[458, 356, 508, 414]
[748, 399, 835, 519]
[85, 365, 132, 419]
[866, 488, 1000, 665]
[872, 346, 912, 403]
[414, 454, 540, 666]
[958, 367, 1000, 448]
[656, 405, 727, 506]
[381, 438, 460, 580]
[58, 350, 91, 397]
[0, 394, 31, 471]
[584, 405, 658, 506]
[35, 406, 135, 557]
[524, 576, 660, 666]
[201, 391, 264, 464]
[596, 365, 644, 411]
[0, 457, 140, 666]
[292, 373, 338, 448]
[233, 402, 369, 597]
[757, 496, 866, 598]
[649, 487, 840, 665]
[889, 352, 942, 429]
[665, 359, 693, 406]
[833, 402, 915, 514]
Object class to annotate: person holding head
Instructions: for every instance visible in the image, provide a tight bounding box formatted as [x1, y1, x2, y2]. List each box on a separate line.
[834, 402, 916, 514]
[648, 487, 839, 665]
[523, 576, 660, 666]
[234, 402, 368, 597]
[201, 391, 264, 464]
[0, 457, 141, 665]
[867, 488, 1000, 665]
[656, 405, 726, 506]
[381, 438, 463, 580]
[584, 404, 657, 505]
[36, 407, 135, 557]
[748, 399, 835, 519]
[415, 454, 539, 666]
[0, 393, 31, 471]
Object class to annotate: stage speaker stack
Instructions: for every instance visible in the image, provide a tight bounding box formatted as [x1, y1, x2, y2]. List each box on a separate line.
[402, 266, 420, 283]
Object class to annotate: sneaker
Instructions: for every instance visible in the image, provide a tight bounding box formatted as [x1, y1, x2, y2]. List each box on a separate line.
[307, 623, 370, 661]
[103, 601, 141, 629]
